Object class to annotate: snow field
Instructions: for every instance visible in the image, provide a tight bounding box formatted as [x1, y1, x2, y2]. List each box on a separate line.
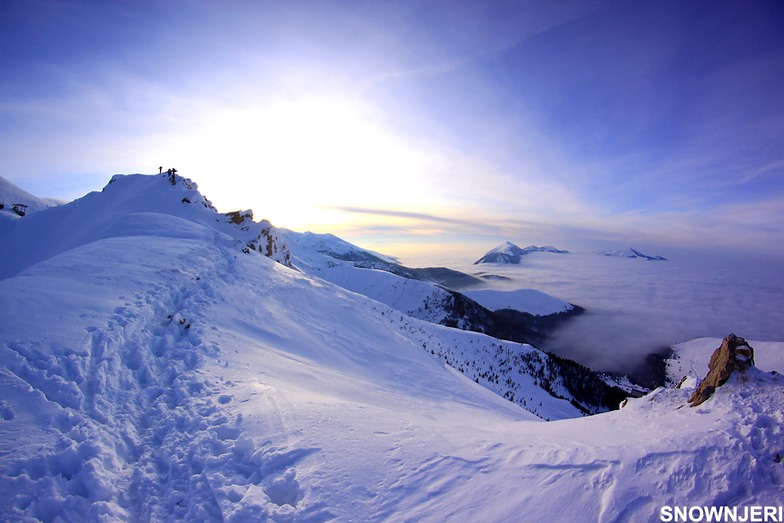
[463, 287, 573, 316]
[668, 337, 784, 384]
[1, 236, 242, 520]
[2, 173, 783, 521]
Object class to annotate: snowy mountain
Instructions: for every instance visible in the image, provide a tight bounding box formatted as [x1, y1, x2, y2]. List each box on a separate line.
[0, 174, 622, 416]
[283, 230, 604, 374]
[285, 229, 483, 288]
[599, 247, 668, 261]
[1, 173, 782, 521]
[0, 175, 62, 218]
[474, 241, 569, 264]
[463, 288, 574, 316]
[0, 173, 290, 281]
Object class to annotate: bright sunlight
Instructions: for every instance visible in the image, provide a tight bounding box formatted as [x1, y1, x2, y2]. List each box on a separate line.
[172, 96, 437, 231]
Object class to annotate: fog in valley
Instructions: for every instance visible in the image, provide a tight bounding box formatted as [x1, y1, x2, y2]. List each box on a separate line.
[457, 249, 784, 375]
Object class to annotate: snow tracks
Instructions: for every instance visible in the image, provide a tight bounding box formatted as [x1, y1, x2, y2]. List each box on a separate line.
[0, 237, 327, 521]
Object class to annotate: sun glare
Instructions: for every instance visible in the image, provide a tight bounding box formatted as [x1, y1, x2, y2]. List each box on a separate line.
[178, 96, 435, 232]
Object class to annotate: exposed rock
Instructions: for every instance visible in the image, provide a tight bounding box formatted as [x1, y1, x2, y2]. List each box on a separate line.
[225, 210, 253, 225]
[689, 333, 755, 407]
[245, 221, 292, 268]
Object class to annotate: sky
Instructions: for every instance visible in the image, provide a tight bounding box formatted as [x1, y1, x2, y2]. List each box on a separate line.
[2, 0, 783, 265]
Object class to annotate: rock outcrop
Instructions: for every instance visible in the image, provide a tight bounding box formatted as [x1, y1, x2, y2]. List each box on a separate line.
[689, 333, 755, 407]
[225, 209, 253, 225]
[243, 220, 292, 267]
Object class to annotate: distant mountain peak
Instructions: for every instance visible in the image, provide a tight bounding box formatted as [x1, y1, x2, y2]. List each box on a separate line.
[599, 247, 667, 261]
[474, 241, 569, 264]
[0, 175, 62, 217]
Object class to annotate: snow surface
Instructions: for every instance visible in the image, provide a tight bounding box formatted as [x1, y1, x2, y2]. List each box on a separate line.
[598, 247, 667, 261]
[282, 230, 399, 272]
[474, 241, 568, 265]
[314, 264, 456, 324]
[463, 288, 573, 316]
[667, 337, 784, 386]
[0, 175, 62, 218]
[2, 174, 783, 521]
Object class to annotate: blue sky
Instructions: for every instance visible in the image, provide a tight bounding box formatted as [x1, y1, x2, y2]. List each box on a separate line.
[2, 0, 783, 264]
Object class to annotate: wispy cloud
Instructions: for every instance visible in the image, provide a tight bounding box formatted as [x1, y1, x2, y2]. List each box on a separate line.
[2, 0, 783, 264]
[326, 205, 459, 223]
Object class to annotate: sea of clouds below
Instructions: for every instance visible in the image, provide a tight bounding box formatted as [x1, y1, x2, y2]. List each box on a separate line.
[454, 250, 784, 375]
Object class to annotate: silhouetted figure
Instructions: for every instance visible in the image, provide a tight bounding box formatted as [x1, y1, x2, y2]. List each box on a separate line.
[159, 166, 163, 174]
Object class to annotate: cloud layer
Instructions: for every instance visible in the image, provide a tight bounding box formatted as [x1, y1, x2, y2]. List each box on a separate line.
[458, 249, 784, 375]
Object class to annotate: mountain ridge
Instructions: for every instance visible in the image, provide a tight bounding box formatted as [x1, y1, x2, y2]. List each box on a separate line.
[474, 241, 569, 264]
[1, 173, 781, 521]
[0, 173, 621, 415]
[0, 175, 62, 217]
[599, 247, 668, 261]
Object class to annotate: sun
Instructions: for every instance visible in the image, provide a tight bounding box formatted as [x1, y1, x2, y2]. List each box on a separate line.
[177, 95, 433, 231]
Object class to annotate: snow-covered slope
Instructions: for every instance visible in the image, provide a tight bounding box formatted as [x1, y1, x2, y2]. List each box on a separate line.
[0, 173, 290, 281]
[314, 264, 461, 325]
[667, 336, 784, 386]
[474, 241, 568, 264]
[286, 246, 619, 413]
[282, 232, 620, 408]
[284, 229, 483, 289]
[463, 288, 574, 316]
[0, 174, 621, 415]
[283, 230, 399, 270]
[599, 247, 667, 261]
[0, 175, 62, 218]
[1, 174, 782, 521]
[322, 266, 574, 319]
[282, 235, 471, 326]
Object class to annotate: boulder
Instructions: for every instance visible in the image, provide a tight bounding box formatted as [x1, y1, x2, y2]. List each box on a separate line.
[689, 333, 755, 407]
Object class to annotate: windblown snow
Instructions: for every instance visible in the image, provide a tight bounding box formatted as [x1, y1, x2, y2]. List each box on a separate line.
[1, 174, 782, 522]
